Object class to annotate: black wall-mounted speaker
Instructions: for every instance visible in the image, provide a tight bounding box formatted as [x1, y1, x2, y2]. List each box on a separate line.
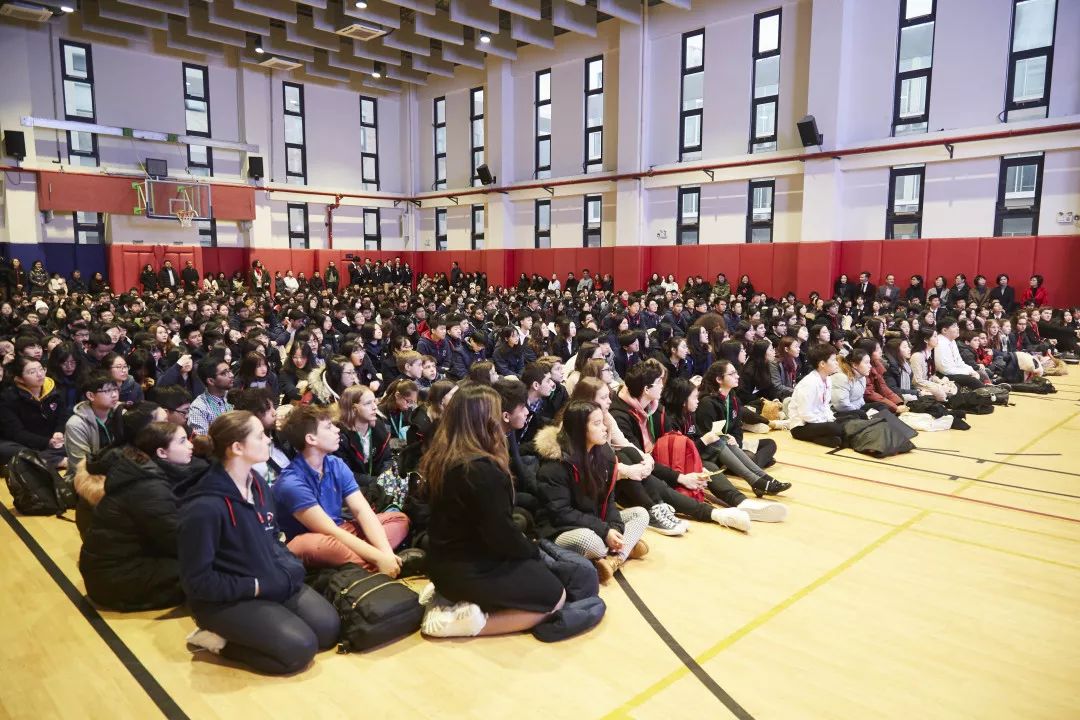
[4, 131, 26, 161]
[476, 163, 495, 185]
[248, 156, 264, 180]
[797, 115, 824, 147]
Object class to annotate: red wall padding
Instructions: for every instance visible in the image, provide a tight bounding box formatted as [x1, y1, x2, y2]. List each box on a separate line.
[104, 236, 1080, 306]
[37, 172, 256, 220]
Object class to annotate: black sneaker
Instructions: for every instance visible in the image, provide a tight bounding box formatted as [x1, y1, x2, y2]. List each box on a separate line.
[397, 548, 428, 578]
[752, 475, 792, 498]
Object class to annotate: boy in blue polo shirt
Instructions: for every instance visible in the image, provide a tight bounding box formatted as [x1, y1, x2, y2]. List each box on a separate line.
[272, 404, 409, 575]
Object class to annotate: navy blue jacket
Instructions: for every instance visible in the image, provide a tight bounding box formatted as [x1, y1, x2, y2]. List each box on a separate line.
[449, 344, 486, 380]
[493, 342, 526, 377]
[176, 463, 304, 605]
[417, 334, 453, 375]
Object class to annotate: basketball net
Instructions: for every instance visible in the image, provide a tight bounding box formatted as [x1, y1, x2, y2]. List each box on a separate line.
[176, 208, 197, 227]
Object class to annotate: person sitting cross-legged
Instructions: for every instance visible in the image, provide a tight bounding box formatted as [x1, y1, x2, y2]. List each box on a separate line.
[272, 404, 409, 573]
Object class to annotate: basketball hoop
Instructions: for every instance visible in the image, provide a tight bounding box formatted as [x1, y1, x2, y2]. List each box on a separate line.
[176, 208, 197, 227]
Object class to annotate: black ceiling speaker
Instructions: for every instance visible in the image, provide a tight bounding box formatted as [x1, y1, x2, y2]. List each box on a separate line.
[248, 156, 264, 180]
[476, 163, 496, 185]
[797, 115, 824, 147]
[4, 131, 27, 161]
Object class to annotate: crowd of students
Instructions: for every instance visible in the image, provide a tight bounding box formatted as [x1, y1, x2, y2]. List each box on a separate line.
[0, 253, 1075, 675]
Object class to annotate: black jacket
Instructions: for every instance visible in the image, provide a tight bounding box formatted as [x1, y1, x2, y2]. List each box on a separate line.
[450, 344, 486, 380]
[140, 269, 159, 292]
[177, 463, 303, 605]
[608, 394, 678, 485]
[989, 286, 1016, 313]
[78, 449, 191, 611]
[493, 341, 526, 377]
[0, 379, 66, 451]
[399, 406, 434, 475]
[181, 267, 200, 291]
[694, 392, 744, 447]
[534, 429, 622, 540]
[335, 418, 392, 487]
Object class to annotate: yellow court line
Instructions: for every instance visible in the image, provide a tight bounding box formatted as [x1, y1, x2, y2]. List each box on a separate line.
[600, 511, 928, 719]
[909, 528, 1080, 572]
[949, 408, 1080, 495]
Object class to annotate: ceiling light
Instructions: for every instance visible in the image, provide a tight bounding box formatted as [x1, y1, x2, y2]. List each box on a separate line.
[254, 36, 264, 54]
[355, 1, 367, 8]
[59, 4, 75, 12]
[371, 70, 381, 78]
[479, 33, 491, 44]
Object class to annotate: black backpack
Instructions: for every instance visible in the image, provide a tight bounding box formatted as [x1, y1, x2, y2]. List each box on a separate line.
[948, 392, 994, 415]
[322, 564, 423, 653]
[5, 449, 75, 516]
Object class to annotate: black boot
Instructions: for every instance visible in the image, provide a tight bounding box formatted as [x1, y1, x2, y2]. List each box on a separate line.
[751, 475, 792, 498]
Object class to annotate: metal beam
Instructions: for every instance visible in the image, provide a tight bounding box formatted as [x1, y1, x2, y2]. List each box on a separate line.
[20, 117, 260, 154]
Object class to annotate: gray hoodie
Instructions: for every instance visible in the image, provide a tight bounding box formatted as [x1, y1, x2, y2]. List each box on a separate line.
[64, 401, 118, 472]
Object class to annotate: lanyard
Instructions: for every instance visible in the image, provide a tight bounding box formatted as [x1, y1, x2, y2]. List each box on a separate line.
[389, 413, 404, 439]
[353, 428, 374, 475]
[96, 416, 112, 446]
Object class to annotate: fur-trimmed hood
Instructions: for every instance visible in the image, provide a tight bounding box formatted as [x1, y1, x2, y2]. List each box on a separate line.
[533, 424, 564, 462]
[73, 457, 105, 508]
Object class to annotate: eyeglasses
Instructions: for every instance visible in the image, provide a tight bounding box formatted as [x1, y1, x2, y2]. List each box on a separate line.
[172, 407, 190, 416]
[111, 364, 129, 370]
[94, 386, 120, 395]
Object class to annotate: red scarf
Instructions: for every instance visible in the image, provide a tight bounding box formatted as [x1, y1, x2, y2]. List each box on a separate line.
[617, 386, 654, 453]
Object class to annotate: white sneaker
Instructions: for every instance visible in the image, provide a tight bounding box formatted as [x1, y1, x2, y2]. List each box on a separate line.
[660, 503, 691, 533]
[712, 507, 752, 533]
[418, 582, 437, 607]
[648, 504, 687, 536]
[421, 601, 487, 638]
[744, 423, 772, 434]
[737, 498, 788, 523]
[186, 628, 227, 654]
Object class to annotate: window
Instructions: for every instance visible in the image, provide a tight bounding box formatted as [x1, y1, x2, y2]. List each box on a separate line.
[886, 166, 925, 239]
[433, 96, 446, 190]
[471, 204, 485, 249]
[534, 199, 551, 248]
[750, 10, 781, 153]
[535, 70, 551, 179]
[995, 154, 1043, 236]
[892, 0, 936, 136]
[60, 40, 98, 167]
[73, 211, 104, 244]
[583, 195, 602, 248]
[677, 187, 700, 245]
[183, 63, 213, 176]
[1005, 0, 1057, 121]
[435, 208, 448, 251]
[584, 56, 604, 173]
[470, 87, 485, 186]
[287, 203, 309, 248]
[196, 219, 217, 248]
[360, 95, 379, 190]
[283, 83, 307, 184]
[746, 179, 774, 244]
[679, 30, 705, 162]
[363, 208, 381, 250]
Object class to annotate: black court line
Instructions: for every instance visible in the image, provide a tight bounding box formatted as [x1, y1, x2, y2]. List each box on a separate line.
[615, 571, 755, 720]
[0, 505, 190, 720]
[914, 448, 1078, 477]
[820, 449, 1080, 500]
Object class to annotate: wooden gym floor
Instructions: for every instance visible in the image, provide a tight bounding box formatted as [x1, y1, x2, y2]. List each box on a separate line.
[2, 378, 1079, 720]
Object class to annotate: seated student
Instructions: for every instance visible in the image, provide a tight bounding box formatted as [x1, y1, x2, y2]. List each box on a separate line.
[401, 379, 458, 475]
[695, 361, 791, 497]
[335, 384, 393, 489]
[536, 400, 650, 583]
[303, 354, 358, 406]
[417, 355, 439, 397]
[78, 422, 198, 612]
[539, 355, 570, 418]
[416, 314, 453, 376]
[564, 342, 604, 394]
[64, 370, 123, 473]
[613, 331, 642, 378]
[933, 317, 984, 390]
[518, 361, 556, 447]
[492, 378, 541, 511]
[910, 327, 958, 402]
[228, 388, 293, 486]
[660, 376, 787, 524]
[394, 350, 425, 387]
[829, 348, 875, 416]
[178, 411, 340, 675]
[419, 384, 567, 638]
[279, 343, 316, 404]
[273, 404, 409, 572]
[855, 338, 908, 414]
[449, 330, 488, 380]
[742, 339, 790, 401]
[769, 336, 801, 398]
[377, 378, 419, 446]
[466, 360, 498, 385]
[787, 344, 847, 447]
[492, 326, 526, 377]
[0, 354, 68, 468]
[957, 331, 993, 384]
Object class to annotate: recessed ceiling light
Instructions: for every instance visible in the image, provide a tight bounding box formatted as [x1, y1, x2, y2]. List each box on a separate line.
[355, 1, 367, 8]
[60, 4, 75, 12]
[479, 34, 491, 44]
[254, 36, 264, 54]
[372, 70, 381, 78]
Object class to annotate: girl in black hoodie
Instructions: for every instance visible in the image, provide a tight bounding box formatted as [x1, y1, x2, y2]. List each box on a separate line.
[177, 410, 339, 675]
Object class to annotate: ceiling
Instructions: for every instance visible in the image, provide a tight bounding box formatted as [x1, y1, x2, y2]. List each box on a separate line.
[1, 0, 691, 93]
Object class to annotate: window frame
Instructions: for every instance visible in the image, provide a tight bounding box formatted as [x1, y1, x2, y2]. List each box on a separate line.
[583, 194, 602, 248]
[534, 198, 551, 248]
[676, 186, 701, 246]
[746, 179, 775, 244]
[363, 208, 382, 250]
[471, 204, 485, 250]
[435, 208, 448, 251]
[994, 154, 1044, 237]
[59, 39, 99, 166]
[433, 96, 446, 190]
[287, 203, 309, 249]
[679, 29, 705, 162]
[1004, 0, 1058, 120]
[886, 165, 926, 239]
[535, 70, 552, 179]
[359, 95, 380, 190]
[749, 9, 782, 154]
[73, 211, 104, 245]
[183, 63, 213, 176]
[283, 82, 307, 184]
[469, 87, 485, 186]
[891, 0, 936, 136]
[583, 55, 604, 173]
